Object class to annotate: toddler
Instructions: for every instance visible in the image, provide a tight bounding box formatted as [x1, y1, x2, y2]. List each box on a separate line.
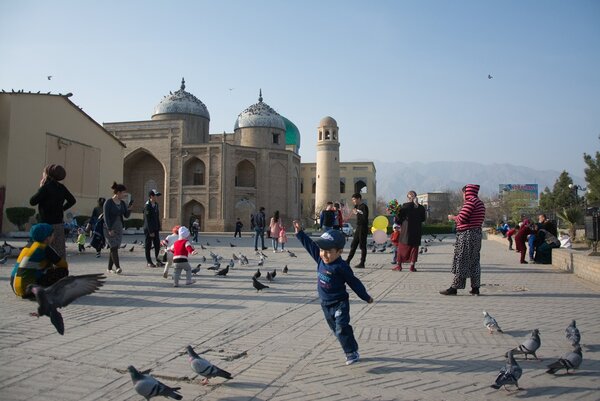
[161, 225, 180, 279]
[169, 226, 197, 287]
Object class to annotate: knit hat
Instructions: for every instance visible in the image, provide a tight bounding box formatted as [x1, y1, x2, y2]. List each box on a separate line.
[178, 226, 190, 239]
[30, 223, 54, 242]
[44, 164, 66, 181]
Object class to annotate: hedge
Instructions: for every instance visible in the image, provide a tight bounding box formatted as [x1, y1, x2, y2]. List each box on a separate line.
[124, 218, 144, 230]
[6, 207, 36, 231]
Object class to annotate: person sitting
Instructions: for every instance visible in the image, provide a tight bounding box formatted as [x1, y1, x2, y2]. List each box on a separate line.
[534, 228, 560, 264]
[10, 223, 68, 298]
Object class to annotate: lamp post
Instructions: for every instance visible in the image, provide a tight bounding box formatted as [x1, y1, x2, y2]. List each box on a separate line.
[568, 184, 587, 207]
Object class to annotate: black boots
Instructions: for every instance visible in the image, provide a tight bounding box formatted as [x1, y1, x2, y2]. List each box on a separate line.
[439, 287, 457, 295]
[469, 287, 480, 296]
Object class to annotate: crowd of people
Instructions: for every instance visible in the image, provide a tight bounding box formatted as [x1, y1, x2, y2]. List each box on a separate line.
[507, 214, 561, 265]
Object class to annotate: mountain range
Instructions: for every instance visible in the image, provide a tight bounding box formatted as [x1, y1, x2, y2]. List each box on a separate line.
[372, 161, 585, 200]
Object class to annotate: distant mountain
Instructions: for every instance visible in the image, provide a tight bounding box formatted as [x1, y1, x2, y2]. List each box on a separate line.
[372, 161, 585, 200]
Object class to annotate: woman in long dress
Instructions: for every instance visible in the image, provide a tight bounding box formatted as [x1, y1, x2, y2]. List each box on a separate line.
[103, 182, 131, 274]
[393, 191, 426, 272]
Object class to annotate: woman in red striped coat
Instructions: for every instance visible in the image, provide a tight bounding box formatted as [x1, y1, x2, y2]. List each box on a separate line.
[440, 184, 486, 296]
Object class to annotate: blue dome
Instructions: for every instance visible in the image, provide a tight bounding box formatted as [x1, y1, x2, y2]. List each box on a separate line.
[234, 90, 285, 130]
[153, 78, 210, 119]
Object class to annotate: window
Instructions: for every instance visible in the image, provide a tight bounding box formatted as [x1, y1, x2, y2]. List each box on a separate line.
[273, 133, 280, 144]
[235, 160, 256, 187]
[325, 130, 330, 140]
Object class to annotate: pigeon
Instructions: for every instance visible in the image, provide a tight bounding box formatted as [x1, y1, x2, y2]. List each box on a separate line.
[230, 242, 236, 247]
[215, 266, 229, 276]
[129, 246, 135, 252]
[483, 311, 503, 334]
[257, 258, 264, 267]
[0, 255, 7, 264]
[206, 264, 220, 271]
[215, 239, 220, 243]
[228, 259, 234, 268]
[186, 345, 233, 385]
[252, 277, 269, 292]
[253, 269, 261, 279]
[28, 273, 105, 335]
[282, 265, 288, 274]
[232, 253, 239, 261]
[240, 254, 249, 265]
[3, 240, 17, 250]
[206, 242, 210, 246]
[565, 320, 581, 346]
[491, 350, 522, 390]
[200, 244, 206, 250]
[438, 236, 446, 242]
[271, 269, 277, 279]
[191, 266, 201, 275]
[546, 345, 583, 374]
[132, 240, 138, 244]
[287, 250, 296, 257]
[266, 271, 273, 282]
[260, 251, 268, 259]
[120, 243, 127, 248]
[127, 365, 182, 400]
[488, 74, 493, 79]
[511, 329, 541, 360]
[201, 256, 207, 263]
[47, 75, 53, 80]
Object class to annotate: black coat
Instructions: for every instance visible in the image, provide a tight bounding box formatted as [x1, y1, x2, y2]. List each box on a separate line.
[30, 180, 76, 224]
[143, 200, 161, 232]
[395, 202, 426, 246]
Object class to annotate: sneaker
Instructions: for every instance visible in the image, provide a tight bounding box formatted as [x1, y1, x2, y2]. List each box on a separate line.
[345, 351, 360, 365]
[354, 263, 365, 269]
[107, 269, 113, 274]
[439, 287, 457, 295]
[262, 247, 268, 250]
[147, 263, 157, 268]
[392, 266, 402, 271]
[409, 266, 417, 272]
[273, 250, 277, 253]
[469, 287, 480, 296]
[115, 268, 122, 274]
[163, 271, 168, 279]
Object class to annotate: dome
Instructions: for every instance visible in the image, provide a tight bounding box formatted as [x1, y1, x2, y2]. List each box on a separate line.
[152, 78, 210, 119]
[282, 116, 301, 150]
[234, 90, 286, 131]
[319, 116, 337, 127]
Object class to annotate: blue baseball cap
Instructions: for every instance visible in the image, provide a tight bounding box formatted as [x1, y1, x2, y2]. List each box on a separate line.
[313, 229, 346, 250]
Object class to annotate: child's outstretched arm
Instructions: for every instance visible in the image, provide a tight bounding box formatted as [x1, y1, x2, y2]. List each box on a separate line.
[293, 220, 320, 264]
[340, 267, 373, 303]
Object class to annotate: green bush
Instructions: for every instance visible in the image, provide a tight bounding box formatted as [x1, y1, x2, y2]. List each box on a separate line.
[75, 215, 89, 227]
[6, 207, 36, 231]
[124, 218, 144, 229]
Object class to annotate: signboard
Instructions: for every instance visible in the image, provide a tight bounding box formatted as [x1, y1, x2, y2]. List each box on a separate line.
[499, 184, 539, 207]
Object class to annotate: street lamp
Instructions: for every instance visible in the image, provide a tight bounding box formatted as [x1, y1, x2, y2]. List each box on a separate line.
[568, 184, 587, 206]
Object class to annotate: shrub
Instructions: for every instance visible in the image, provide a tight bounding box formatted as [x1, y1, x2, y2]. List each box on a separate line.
[422, 223, 455, 235]
[75, 215, 89, 227]
[124, 218, 144, 230]
[6, 207, 36, 231]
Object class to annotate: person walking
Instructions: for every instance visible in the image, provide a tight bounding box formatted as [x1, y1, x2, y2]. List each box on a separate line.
[169, 226, 197, 287]
[515, 220, 532, 264]
[393, 191, 426, 272]
[103, 182, 131, 274]
[294, 221, 373, 365]
[440, 184, 485, 296]
[269, 210, 282, 252]
[345, 193, 369, 269]
[143, 189, 163, 268]
[319, 202, 336, 232]
[29, 164, 76, 259]
[253, 207, 267, 251]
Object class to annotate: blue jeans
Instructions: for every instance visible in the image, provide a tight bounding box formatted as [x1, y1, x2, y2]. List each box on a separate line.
[254, 228, 265, 250]
[271, 237, 279, 251]
[528, 234, 536, 260]
[321, 299, 358, 355]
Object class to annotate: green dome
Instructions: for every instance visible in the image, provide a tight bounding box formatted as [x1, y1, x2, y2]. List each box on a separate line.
[281, 116, 301, 151]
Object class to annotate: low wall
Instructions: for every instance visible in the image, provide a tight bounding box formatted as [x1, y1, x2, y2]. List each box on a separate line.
[485, 233, 600, 286]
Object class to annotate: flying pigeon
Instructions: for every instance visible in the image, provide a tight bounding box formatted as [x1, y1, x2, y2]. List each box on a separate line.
[28, 273, 105, 335]
[252, 277, 269, 292]
[47, 75, 53, 80]
[206, 264, 220, 271]
[127, 365, 182, 400]
[215, 266, 229, 276]
[488, 74, 493, 79]
[282, 265, 288, 274]
[565, 320, 581, 346]
[266, 271, 273, 282]
[3, 241, 18, 250]
[546, 345, 583, 374]
[511, 329, 541, 360]
[483, 311, 503, 334]
[186, 345, 233, 385]
[491, 350, 522, 390]
[253, 269, 261, 279]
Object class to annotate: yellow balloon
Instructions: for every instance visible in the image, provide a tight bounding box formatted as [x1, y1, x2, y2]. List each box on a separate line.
[373, 215, 389, 230]
[371, 226, 378, 234]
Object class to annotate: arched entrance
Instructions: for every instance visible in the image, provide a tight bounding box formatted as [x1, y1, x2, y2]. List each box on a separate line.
[123, 149, 165, 215]
[183, 200, 205, 231]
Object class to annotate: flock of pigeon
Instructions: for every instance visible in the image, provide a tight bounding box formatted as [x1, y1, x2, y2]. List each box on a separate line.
[483, 311, 583, 391]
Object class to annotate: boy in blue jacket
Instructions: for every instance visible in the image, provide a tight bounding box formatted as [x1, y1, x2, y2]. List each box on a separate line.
[293, 220, 373, 365]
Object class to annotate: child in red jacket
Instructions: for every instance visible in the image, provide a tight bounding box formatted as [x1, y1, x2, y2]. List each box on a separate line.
[168, 226, 197, 287]
[390, 223, 401, 264]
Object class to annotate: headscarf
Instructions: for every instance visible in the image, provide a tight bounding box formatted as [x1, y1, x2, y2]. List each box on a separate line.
[44, 164, 66, 181]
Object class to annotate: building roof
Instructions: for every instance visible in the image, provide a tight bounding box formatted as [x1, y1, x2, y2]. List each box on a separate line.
[319, 116, 337, 127]
[152, 78, 210, 120]
[281, 116, 301, 150]
[234, 90, 286, 131]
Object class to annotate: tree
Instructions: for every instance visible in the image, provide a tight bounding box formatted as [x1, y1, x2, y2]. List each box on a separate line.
[557, 207, 584, 239]
[539, 171, 575, 215]
[583, 139, 600, 206]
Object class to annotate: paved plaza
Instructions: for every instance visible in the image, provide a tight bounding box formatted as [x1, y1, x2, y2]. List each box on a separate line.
[0, 233, 598, 401]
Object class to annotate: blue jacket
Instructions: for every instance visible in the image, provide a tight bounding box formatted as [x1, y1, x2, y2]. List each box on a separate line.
[296, 230, 371, 306]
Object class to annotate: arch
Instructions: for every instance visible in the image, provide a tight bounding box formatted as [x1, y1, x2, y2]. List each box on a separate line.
[123, 148, 165, 215]
[354, 180, 367, 194]
[183, 200, 205, 231]
[319, 131, 322, 141]
[183, 157, 206, 186]
[235, 198, 256, 230]
[340, 179, 346, 194]
[236, 159, 256, 187]
[325, 130, 330, 140]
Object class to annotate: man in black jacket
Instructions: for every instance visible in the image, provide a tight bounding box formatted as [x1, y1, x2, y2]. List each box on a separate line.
[345, 193, 369, 269]
[144, 189, 163, 267]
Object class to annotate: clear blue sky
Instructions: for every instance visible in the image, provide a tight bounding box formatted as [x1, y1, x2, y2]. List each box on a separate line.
[1, 0, 598, 179]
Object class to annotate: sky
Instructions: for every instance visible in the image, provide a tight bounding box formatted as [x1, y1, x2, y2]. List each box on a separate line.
[1, 0, 598, 180]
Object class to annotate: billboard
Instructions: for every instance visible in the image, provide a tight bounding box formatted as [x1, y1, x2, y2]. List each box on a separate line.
[499, 184, 539, 206]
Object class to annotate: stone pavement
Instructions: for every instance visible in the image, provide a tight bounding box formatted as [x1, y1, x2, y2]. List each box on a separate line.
[0, 233, 598, 401]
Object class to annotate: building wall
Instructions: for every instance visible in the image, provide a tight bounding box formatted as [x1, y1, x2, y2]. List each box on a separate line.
[0, 94, 124, 232]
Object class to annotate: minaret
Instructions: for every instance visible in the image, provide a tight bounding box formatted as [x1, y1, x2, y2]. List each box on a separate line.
[315, 116, 340, 213]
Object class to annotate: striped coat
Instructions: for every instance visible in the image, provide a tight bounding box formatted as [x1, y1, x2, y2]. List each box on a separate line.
[455, 184, 485, 231]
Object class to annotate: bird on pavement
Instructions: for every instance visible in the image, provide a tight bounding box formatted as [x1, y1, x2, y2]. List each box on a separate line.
[228, 259, 234, 268]
[287, 250, 297, 257]
[266, 271, 273, 282]
[483, 311, 503, 334]
[129, 246, 135, 252]
[240, 254, 249, 265]
[253, 269, 261, 279]
[27, 273, 105, 335]
[271, 269, 277, 279]
[127, 365, 182, 400]
[491, 350, 522, 390]
[215, 266, 229, 276]
[200, 244, 206, 250]
[206, 263, 220, 271]
[186, 345, 233, 385]
[216, 239, 220, 243]
[511, 329, 541, 360]
[252, 277, 269, 292]
[565, 320, 581, 346]
[282, 265, 288, 274]
[191, 266, 201, 275]
[546, 345, 583, 374]
[120, 243, 127, 248]
[232, 253, 239, 261]
[230, 242, 236, 247]
[257, 257, 264, 267]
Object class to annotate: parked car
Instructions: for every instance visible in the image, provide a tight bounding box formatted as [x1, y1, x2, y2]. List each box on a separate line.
[342, 223, 354, 237]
